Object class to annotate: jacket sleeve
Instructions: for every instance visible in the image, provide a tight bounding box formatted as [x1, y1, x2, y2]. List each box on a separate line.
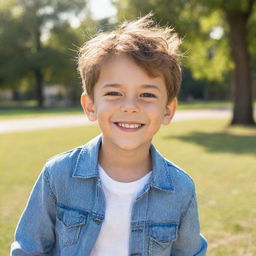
[11, 165, 56, 255]
[171, 193, 208, 256]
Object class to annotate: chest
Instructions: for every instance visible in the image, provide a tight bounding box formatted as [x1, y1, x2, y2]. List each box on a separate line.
[54, 178, 181, 256]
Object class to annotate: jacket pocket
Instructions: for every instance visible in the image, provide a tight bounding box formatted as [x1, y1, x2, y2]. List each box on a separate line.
[56, 206, 87, 247]
[149, 223, 177, 255]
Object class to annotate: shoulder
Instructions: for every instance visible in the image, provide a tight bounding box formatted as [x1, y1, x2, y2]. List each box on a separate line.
[150, 144, 196, 197]
[163, 158, 198, 215]
[42, 134, 101, 179]
[164, 157, 196, 196]
[41, 135, 101, 183]
[44, 145, 83, 174]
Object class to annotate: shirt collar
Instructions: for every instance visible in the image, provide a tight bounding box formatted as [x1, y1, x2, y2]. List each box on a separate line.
[72, 134, 174, 192]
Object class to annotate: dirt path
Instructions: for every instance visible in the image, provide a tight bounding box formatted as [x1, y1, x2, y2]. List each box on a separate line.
[0, 109, 232, 134]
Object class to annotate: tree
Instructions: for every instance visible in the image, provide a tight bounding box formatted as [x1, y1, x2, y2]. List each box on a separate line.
[222, 0, 255, 125]
[45, 21, 91, 105]
[114, 0, 256, 126]
[196, 0, 255, 125]
[12, 0, 86, 107]
[0, 2, 31, 97]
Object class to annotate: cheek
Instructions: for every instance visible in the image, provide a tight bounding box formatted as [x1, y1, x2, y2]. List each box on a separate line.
[145, 104, 165, 119]
[95, 103, 116, 125]
[95, 102, 112, 115]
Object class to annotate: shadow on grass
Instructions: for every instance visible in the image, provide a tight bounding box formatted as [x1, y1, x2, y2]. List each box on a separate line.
[163, 132, 256, 155]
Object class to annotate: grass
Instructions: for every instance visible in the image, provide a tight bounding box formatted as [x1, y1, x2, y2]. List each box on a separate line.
[0, 120, 256, 255]
[177, 100, 232, 110]
[0, 100, 234, 120]
[0, 106, 83, 120]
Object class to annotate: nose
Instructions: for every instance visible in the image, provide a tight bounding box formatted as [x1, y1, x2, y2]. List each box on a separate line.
[120, 97, 139, 114]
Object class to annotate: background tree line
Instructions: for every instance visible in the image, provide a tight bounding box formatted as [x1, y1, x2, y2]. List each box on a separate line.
[0, 0, 255, 125]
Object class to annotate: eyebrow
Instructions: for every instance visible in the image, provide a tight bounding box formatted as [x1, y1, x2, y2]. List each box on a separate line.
[141, 84, 161, 91]
[102, 83, 160, 91]
[102, 83, 120, 89]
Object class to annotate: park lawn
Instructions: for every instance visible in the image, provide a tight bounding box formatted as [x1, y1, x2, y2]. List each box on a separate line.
[0, 106, 83, 120]
[0, 119, 255, 255]
[0, 100, 235, 120]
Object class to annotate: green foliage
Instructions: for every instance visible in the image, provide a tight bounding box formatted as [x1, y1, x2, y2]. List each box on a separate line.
[248, 4, 256, 65]
[0, 7, 29, 88]
[114, 0, 230, 82]
[44, 16, 100, 100]
[45, 24, 81, 84]
[0, 0, 88, 103]
[0, 0, 119, 104]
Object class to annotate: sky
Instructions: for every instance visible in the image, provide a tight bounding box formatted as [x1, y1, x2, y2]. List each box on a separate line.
[41, 0, 117, 41]
[66, 0, 117, 28]
[89, 0, 117, 20]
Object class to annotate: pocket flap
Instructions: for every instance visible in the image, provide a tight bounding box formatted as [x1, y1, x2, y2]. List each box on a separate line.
[57, 206, 87, 227]
[150, 223, 178, 243]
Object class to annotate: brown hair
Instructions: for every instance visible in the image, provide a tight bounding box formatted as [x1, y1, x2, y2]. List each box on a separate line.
[78, 14, 182, 103]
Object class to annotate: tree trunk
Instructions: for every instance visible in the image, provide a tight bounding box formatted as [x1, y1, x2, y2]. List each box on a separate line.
[34, 20, 44, 108]
[12, 88, 20, 101]
[226, 11, 255, 126]
[35, 68, 44, 107]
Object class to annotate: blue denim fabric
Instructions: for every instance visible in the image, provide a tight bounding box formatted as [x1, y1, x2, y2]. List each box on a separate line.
[11, 134, 207, 256]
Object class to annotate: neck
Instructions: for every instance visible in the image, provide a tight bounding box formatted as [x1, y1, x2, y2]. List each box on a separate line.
[98, 138, 152, 182]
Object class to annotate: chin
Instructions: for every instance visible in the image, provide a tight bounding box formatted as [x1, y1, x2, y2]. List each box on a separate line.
[114, 139, 149, 151]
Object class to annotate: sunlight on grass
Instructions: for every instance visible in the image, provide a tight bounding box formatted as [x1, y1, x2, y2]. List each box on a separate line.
[0, 106, 83, 120]
[0, 119, 255, 255]
[156, 120, 256, 255]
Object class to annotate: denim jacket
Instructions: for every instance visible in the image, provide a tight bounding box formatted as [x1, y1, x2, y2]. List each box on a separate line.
[11, 135, 207, 256]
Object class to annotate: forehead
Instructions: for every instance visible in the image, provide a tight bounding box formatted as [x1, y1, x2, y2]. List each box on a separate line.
[95, 54, 166, 90]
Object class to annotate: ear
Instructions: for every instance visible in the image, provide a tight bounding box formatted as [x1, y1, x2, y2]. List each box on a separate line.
[80, 92, 97, 122]
[162, 97, 177, 125]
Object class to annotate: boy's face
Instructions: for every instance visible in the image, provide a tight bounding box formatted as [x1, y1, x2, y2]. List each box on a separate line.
[81, 55, 176, 151]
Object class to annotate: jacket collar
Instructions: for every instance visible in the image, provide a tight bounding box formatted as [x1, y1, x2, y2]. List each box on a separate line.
[72, 134, 174, 192]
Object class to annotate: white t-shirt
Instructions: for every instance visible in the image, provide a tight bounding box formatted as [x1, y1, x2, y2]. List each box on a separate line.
[90, 165, 152, 256]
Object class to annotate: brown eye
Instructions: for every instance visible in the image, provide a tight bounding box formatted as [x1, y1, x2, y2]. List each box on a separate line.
[141, 93, 156, 98]
[104, 91, 122, 96]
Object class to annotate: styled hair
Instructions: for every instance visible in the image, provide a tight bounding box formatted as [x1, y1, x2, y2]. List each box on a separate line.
[77, 13, 182, 103]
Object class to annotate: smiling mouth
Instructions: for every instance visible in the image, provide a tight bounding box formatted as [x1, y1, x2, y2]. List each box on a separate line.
[114, 122, 145, 129]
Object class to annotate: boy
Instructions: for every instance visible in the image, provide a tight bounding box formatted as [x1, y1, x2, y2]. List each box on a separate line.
[11, 14, 207, 255]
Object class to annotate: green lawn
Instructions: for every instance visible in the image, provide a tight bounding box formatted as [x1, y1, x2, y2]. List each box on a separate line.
[0, 100, 234, 120]
[0, 120, 255, 255]
[0, 106, 83, 120]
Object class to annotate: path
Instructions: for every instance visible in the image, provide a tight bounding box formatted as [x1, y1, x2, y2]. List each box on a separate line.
[0, 109, 232, 134]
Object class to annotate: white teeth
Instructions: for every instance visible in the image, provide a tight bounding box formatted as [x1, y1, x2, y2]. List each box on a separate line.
[117, 123, 142, 129]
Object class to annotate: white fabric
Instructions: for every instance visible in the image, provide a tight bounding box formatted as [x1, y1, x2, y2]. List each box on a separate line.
[90, 165, 151, 256]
